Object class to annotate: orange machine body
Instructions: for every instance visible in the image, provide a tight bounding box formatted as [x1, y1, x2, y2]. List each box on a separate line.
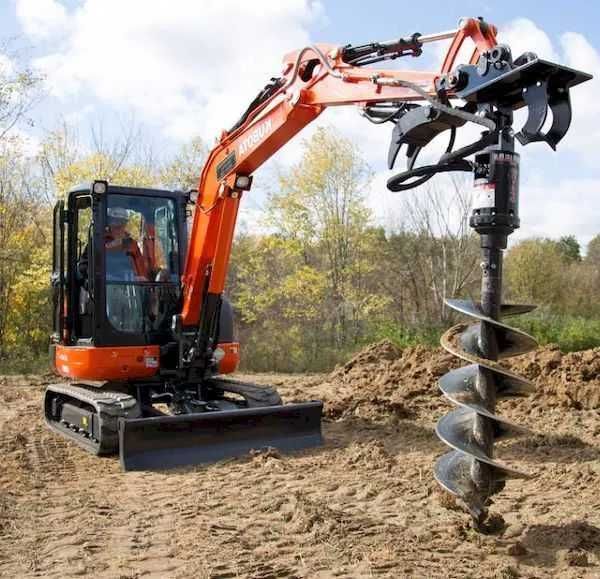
[54, 342, 240, 381]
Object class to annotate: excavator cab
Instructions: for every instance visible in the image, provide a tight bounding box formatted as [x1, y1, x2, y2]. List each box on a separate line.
[51, 181, 187, 354]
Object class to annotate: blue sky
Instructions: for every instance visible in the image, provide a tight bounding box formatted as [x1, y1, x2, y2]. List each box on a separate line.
[2, 1, 599, 245]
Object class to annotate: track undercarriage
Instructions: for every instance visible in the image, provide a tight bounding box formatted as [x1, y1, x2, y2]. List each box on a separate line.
[44, 380, 323, 470]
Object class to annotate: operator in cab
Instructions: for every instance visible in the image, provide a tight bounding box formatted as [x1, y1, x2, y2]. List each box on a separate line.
[77, 206, 147, 283]
[105, 206, 148, 281]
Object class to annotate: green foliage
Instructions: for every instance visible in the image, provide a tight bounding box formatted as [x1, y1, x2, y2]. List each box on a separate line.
[1, 111, 599, 375]
[0, 137, 51, 363]
[512, 311, 600, 352]
[364, 320, 440, 349]
[505, 238, 566, 308]
[586, 234, 600, 266]
[0, 355, 49, 375]
[230, 128, 388, 371]
[557, 235, 581, 262]
[3, 245, 52, 356]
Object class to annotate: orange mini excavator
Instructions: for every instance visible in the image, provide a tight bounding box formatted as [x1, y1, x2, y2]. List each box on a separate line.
[47, 17, 589, 521]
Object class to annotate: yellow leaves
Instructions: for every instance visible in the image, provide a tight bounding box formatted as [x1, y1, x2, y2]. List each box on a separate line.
[1, 236, 51, 355]
[280, 265, 328, 321]
[159, 137, 208, 191]
[269, 127, 372, 244]
[505, 239, 566, 305]
[45, 131, 209, 198]
[0, 137, 52, 358]
[506, 237, 600, 317]
[229, 128, 388, 371]
[54, 153, 156, 196]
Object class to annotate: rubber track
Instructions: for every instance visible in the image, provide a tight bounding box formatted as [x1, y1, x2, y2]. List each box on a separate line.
[44, 383, 141, 456]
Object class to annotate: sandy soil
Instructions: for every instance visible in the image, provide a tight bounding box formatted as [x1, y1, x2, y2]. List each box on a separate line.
[0, 342, 599, 578]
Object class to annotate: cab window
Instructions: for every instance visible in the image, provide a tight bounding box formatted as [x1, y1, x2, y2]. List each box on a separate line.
[104, 194, 180, 334]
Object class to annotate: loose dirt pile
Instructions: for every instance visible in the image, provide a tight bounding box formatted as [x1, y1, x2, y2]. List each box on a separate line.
[508, 345, 600, 410]
[0, 342, 599, 578]
[279, 340, 600, 421]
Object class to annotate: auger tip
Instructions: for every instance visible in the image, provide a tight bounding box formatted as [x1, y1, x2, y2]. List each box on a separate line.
[472, 511, 507, 535]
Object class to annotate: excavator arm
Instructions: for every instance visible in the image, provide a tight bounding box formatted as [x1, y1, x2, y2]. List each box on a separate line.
[180, 17, 498, 331]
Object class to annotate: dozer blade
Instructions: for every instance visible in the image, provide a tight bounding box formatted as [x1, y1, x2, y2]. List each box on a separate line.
[118, 401, 323, 471]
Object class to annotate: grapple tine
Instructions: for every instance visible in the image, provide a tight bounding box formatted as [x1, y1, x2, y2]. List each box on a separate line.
[516, 80, 550, 147]
[516, 80, 574, 150]
[546, 88, 573, 148]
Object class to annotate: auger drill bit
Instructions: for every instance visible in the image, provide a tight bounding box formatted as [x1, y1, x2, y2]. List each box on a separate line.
[434, 147, 539, 527]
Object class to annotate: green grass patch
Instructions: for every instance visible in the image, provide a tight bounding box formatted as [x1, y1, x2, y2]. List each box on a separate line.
[368, 313, 600, 354]
[365, 321, 441, 349]
[0, 355, 50, 375]
[511, 312, 600, 352]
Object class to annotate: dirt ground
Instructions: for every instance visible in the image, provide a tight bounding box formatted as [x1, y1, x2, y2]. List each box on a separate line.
[0, 341, 599, 578]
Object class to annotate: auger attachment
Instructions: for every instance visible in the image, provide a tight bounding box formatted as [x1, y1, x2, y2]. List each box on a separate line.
[372, 23, 592, 528]
[433, 145, 541, 527]
[381, 43, 590, 524]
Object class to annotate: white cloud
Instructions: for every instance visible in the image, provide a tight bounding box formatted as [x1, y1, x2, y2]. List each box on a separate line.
[15, 0, 67, 40]
[498, 18, 558, 62]
[17, 0, 324, 142]
[499, 19, 599, 163]
[513, 173, 600, 246]
[558, 32, 600, 162]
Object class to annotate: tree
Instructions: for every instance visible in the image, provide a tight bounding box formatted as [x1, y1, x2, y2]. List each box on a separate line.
[228, 234, 330, 371]
[0, 42, 42, 142]
[268, 127, 378, 347]
[505, 238, 566, 307]
[159, 137, 208, 191]
[389, 174, 480, 326]
[586, 234, 600, 266]
[557, 235, 581, 262]
[0, 138, 50, 363]
[38, 122, 157, 198]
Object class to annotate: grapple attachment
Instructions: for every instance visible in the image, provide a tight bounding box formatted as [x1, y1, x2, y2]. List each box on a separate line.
[453, 53, 591, 150]
[119, 401, 323, 471]
[385, 46, 592, 191]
